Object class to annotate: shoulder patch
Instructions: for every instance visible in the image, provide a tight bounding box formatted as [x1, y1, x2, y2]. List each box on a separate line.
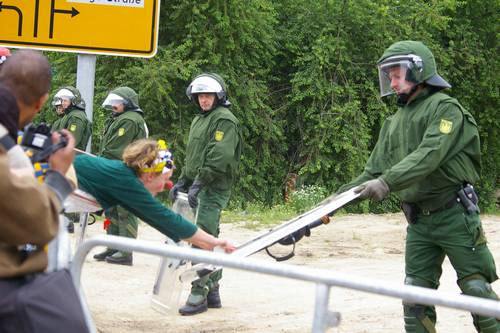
[69, 124, 77, 132]
[215, 130, 224, 142]
[118, 128, 125, 136]
[439, 119, 453, 134]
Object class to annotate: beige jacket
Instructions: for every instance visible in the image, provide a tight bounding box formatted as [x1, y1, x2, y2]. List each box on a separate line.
[0, 146, 61, 278]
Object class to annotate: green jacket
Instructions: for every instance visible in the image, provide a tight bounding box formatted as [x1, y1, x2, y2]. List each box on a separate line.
[181, 106, 242, 190]
[99, 110, 148, 160]
[74, 154, 197, 242]
[52, 108, 91, 151]
[341, 89, 480, 210]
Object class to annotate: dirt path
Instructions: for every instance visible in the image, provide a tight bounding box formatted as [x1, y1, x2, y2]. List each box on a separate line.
[75, 213, 500, 332]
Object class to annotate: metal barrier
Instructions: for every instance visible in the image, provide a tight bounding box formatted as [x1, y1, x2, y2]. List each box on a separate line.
[72, 235, 500, 332]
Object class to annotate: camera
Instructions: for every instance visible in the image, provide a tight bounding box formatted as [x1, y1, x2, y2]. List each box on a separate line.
[21, 123, 53, 152]
[21, 123, 68, 163]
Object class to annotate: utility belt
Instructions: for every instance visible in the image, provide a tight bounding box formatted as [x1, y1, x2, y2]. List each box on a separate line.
[401, 184, 479, 224]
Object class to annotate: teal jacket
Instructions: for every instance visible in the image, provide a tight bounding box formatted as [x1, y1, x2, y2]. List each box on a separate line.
[181, 106, 242, 190]
[340, 89, 480, 210]
[74, 154, 197, 242]
[52, 108, 91, 151]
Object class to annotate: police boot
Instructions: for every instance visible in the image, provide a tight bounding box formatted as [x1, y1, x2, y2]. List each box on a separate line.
[67, 221, 74, 234]
[93, 249, 117, 261]
[105, 251, 133, 266]
[207, 284, 222, 308]
[178, 294, 208, 316]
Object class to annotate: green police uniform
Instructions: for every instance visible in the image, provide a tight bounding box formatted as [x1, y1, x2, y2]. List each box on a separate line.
[51, 86, 91, 151]
[52, 108, 91, 151]
[341, 41, 498, 333]
[99, 87, 148, 260]
[180, 104, 241, 302]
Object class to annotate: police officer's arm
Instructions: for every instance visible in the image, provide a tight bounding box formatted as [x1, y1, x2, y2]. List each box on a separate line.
[196, 119, 239, 185]
[0, 153, 70, 246]
[101, 119, 140, 160]
[381, 103, 464, 191]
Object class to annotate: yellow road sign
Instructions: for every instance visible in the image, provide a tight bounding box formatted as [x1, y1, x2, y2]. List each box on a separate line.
[0, 0, 160, 57]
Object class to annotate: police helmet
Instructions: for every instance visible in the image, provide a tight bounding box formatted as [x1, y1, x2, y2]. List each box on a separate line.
[186, 73, 230, 107]
[52, 86, 86, 110]
[102, 86, 140, 111]
[377, 41, 451, 97]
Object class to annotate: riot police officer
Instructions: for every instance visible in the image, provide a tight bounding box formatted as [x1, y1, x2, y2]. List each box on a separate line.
[51, 86, 92, 151]
[338, 41, 499, 332]
[92, 86, 148, 266]
[170, 73, 242, 315]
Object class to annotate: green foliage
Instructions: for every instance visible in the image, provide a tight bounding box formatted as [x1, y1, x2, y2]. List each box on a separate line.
[287, 185, 329, 214]
[223, 184, 329, 229]
[42, 0, 498, 212]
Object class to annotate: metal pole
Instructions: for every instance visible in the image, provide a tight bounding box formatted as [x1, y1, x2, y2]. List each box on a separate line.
[76, 54, 96, 153]
[312, 283, 330, 333]
[75, 54, 96, 244]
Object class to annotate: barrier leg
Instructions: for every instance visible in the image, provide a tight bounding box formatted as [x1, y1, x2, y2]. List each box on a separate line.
[75, 212, 89, 249]
[312, 283, 341, 332]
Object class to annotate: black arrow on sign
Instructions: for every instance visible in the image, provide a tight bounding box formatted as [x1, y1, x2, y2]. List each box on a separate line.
[33, 0, 40, 37]
[49, 0, 80, 39]
[0, 1, 23, 36]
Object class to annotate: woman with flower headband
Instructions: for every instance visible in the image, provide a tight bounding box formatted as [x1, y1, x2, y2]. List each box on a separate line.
[73, 139, 236, 261]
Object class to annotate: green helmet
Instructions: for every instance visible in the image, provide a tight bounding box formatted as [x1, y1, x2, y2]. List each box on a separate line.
[102, 86, 141, 111]
[52, 86, 86, 110]
[377, 41, 451, 97]
[186, 73, 231, 107]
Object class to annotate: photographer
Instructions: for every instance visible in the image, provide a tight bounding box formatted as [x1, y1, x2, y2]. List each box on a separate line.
[0, 50, 88, 332]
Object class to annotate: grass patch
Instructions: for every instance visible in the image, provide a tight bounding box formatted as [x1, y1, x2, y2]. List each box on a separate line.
[222, 185, 330, 230]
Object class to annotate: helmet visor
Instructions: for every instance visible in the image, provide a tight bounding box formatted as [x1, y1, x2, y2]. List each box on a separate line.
[190, 76, 223, 94]
[52, 88, 75, 106]
[102, 93, 126, 110]
[377, 55, 423, 97]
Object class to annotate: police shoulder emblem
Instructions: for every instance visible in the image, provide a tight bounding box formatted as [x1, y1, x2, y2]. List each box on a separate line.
[69, 124, 77, 132]
[439, 119, 453, 134]
[215, 130, 224, 142]
[118, 128, 125, 136]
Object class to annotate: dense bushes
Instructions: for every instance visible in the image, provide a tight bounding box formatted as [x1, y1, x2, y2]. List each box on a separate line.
[38, 0, 499, 212]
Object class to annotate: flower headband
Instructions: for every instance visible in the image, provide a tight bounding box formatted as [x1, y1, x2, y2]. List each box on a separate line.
[140, 139, 174, 174]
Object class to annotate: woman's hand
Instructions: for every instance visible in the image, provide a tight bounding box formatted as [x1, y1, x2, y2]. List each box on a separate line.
[186, 229, 237, 253]
[214, 239, 237, 253]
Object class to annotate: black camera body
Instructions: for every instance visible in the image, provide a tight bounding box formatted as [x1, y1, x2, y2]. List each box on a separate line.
[21, 123, 68, 163]
[21, 123, 53, 152]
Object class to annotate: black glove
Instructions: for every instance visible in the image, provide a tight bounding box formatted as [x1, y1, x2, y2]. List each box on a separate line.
[354, 178, 390, 202]
[187, 180, 203, 208]
[169, 178, 187, 202]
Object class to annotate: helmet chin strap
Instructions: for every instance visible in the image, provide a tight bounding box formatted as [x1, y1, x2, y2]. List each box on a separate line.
[396, 84, 419, 106]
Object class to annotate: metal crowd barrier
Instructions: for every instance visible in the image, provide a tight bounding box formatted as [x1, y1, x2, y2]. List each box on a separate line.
[71, 235, 500, 333]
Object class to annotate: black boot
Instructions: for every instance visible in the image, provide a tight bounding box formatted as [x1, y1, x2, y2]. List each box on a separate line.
[178, 299, 208, 316]
[93, 249, 117, 261]
[105, 252, 133, 266]
[67, 221, 74, 234]
[207, 285, 221, 308]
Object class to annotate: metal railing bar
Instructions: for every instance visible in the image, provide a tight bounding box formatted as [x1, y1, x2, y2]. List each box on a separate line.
[71, 235, 500, 319]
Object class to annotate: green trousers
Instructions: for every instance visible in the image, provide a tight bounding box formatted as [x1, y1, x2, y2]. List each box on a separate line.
[105, 205, 138, 256]
[404, 203, 498, 332]
[189, 187, 231, 302]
